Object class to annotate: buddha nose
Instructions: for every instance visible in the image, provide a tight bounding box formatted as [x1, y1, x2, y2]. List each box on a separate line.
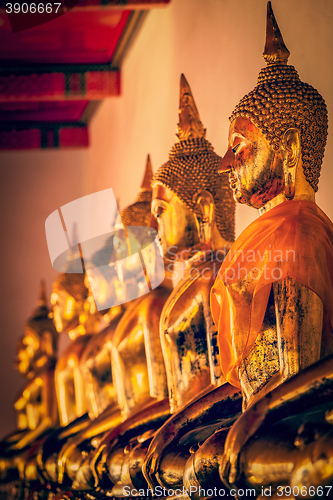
[218, 148, 233, 175]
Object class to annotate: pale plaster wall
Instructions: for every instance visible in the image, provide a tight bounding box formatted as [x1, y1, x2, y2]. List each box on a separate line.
[0, 0, 332, 435]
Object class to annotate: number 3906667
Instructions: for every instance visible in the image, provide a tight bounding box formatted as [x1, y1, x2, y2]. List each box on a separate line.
[5, 3, 62, 13]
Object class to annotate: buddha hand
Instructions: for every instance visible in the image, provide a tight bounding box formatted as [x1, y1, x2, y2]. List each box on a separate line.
[220, 399, 269, 487]
[142, 419, 179, 489]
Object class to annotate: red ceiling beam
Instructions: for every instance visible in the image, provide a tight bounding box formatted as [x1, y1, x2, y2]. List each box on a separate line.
[0, 124, 89, 149]
[0, 70, 120, 102]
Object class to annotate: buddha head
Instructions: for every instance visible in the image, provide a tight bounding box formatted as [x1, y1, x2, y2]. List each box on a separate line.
[220, 1, 328, 209]
[51, 237, 88, 333]
[15, 282, 58, 379]
[112, 155, 156, 303]
[152, 75, 235, 261]
[85, 235, 116, 315]
[85, 156, 155, 310]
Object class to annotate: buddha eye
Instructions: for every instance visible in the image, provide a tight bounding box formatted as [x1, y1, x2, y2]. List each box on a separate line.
[156, 207, 166, 218]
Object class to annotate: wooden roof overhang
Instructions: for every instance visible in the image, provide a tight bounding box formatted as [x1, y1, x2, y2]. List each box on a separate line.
[0, 0, 170, 149]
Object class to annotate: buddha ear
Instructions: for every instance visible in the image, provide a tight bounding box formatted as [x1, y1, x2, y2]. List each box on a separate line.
[193, 190, 214, 247]
[281, 128, 301, 200]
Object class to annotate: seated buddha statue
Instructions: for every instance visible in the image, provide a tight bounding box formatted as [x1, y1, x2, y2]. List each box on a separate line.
[86, 163, 174, 495]
[56, 156, 171, 493]
[185, 2, 333, 495]
[142, 74, 242, 493]
[53, 241, 122, 488]
[38, 247, 102, 486]
[80, 156, 154, 423]
[52, 267, 95, 428]
[0, 283, 58, 483]
[54, 158, 159, 490]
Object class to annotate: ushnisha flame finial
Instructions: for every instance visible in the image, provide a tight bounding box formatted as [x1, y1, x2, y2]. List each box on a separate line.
[263, 1, 290, 66]
[38, 279, 48, 309]
[140, 154, 153, 192]
[119, 156, 154, 227]
[30, 280, 49, 319]
[176, 74, 206, 142]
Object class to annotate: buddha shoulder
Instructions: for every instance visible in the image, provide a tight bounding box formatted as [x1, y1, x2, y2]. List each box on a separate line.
[56, 335, 92, 372]
[162, 258, 218, 324]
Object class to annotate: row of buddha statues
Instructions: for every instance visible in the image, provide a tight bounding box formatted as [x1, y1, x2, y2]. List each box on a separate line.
[1, 3, 333, 499]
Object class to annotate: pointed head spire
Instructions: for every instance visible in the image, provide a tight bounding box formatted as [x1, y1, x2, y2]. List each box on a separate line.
[120, 155, 153, 227]
[24, 283, 58, 359]
[176, 74, 206, 142]
[263, 1, 290, 66]
[71, 222, 79, 248]
[63, 222, 85, 274]
[30, 280, 49, 319]
[132, 154, 153, 206]
[140, 154, 153, 191]
[54, 221, 88, 301]
[38, 279, 48, 309]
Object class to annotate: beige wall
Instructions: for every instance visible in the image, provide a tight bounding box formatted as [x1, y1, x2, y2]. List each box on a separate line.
[0, 0, 332, 435]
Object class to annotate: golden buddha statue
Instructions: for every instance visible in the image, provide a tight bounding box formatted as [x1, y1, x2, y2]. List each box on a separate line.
[55, 156, 171, 493]
[79, 238, 120, 422]
[52, 251, 98, 428]
[142, 74, 241, 493]
[0, 283, 58, 483]
[185, 2, 333, 495]
[53, 253, 121, 488]
[86, 160, 174, 495]
[37, 244, 103, 487]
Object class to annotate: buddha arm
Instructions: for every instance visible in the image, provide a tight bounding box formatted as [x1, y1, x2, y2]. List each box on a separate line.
[274, 277, 323, 378]
[10, 372, 57, 450]
[220, 279, 324, 487]
[249, 277, 324, 405]
[143, 384, 241, 488]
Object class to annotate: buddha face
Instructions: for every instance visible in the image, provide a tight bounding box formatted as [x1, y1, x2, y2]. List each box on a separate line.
[151, 184, 199, 260]
[219, 117, 284, 209]
[51, 285, 78, 333]
[14, 328, 40, 377]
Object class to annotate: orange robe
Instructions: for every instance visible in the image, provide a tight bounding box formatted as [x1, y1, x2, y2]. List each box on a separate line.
[211, 200, 333, 388]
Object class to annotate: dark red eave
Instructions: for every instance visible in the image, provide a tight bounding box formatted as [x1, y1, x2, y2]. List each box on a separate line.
[0, 10, 130, 64]
[0, 126, 89, 149]
[0, 101, 89, 122]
